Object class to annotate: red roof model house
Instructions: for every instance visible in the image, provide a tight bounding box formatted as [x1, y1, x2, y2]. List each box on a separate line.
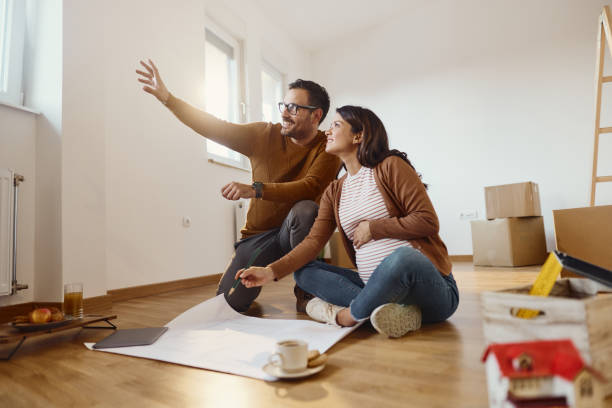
[482, 339, 606, 408]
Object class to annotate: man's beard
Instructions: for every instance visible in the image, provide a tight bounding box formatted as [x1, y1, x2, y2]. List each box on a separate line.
[281, 120, 301, 138]
[281, 128, 300, 138]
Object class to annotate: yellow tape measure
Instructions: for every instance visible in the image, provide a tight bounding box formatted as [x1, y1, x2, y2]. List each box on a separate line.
[515, 252, 563, 319]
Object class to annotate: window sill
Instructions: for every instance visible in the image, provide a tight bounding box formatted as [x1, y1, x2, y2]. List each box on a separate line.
[207, 156, 251, 173]
[0, 101, 39, 115]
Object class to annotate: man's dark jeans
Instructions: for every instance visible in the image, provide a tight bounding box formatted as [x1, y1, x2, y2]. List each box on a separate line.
[216, 200, 318, 312]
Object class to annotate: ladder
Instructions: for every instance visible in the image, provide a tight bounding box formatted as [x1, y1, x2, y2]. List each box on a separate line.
[590, 6, 612, 206]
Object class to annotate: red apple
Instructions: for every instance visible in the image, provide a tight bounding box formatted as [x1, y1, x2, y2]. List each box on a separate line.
[29, 308, 52, 324]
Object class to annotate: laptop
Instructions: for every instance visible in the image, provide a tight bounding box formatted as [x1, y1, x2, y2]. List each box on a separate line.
[93, 327, 168, 349]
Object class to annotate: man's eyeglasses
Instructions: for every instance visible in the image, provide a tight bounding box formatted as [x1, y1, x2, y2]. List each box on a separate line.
[278, 102, 319, 116]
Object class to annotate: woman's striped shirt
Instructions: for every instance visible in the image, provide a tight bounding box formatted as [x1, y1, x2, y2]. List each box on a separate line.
[338, 166, 412, 283]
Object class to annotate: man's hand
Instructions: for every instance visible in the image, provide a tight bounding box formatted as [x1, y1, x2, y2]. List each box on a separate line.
[353, 221, 372, 249]
[236, 266, 275, 288]
[136, 59, 170, 104]
[221, 182, 256, 201]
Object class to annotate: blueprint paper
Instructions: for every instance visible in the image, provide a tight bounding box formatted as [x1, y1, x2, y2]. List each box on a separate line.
[85, 295, 360, 380]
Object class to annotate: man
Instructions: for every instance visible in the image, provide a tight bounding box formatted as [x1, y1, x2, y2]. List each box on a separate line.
[136, 59, 341, 312]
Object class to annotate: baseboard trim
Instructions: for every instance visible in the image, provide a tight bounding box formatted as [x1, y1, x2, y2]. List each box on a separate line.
[0, 274, 222, 323]
[84, 294, 113, 314]
[108, 274, 222, 303]
[449, 255, 473, 262]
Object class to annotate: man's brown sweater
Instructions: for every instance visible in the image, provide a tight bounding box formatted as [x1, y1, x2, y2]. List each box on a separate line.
[269, 155, 452, 279]
[165, 94, 341, 237]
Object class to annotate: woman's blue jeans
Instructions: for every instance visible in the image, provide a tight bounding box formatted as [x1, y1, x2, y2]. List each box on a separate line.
[294, 246, 459, 322]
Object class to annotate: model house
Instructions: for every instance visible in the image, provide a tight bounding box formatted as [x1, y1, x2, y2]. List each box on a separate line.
[482, 339, 606, 408]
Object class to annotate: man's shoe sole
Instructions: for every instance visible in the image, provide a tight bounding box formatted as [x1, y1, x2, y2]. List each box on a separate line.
[294, 285, 315, 313]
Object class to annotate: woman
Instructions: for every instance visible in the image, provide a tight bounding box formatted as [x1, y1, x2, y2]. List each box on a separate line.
[238, 106, 459, 338]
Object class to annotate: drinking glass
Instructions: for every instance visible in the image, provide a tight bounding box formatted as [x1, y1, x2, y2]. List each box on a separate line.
[63, 283, 84, 318]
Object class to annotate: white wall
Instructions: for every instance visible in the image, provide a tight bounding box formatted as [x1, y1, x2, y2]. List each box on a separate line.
[62, 0, 107, 298]
[0, 106, 36, 306]
[24, 0, 63, 302]
[312, 0, 612, 255]
[0, 0, 62, 305]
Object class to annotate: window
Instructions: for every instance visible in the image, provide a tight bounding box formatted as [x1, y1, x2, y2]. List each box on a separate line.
[0, 0, 9, 90]
[204, 24, 248, 169]
[580, 377, 593, 397]
[0, 0, 25, 106]
[261, 61, 283, 123]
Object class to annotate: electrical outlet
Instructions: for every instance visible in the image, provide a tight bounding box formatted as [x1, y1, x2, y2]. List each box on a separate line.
[182, 216, 191, 228]
[459, 210, 478, 220]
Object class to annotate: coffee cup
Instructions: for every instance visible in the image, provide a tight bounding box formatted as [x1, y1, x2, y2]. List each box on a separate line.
[268, 339, 308, 373]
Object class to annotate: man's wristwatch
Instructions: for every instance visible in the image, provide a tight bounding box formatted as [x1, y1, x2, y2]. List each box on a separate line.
[252, 182, 263, 199]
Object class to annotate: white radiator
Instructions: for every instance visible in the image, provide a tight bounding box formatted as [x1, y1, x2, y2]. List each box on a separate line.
[0, 169, 14, 296]
[234, 200, 248, 242]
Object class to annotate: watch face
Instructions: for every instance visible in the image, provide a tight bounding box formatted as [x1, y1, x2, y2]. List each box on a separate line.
[253, 182, 263, 198]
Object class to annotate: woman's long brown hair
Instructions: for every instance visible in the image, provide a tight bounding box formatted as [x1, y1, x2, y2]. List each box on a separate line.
[336, 105, 427, 188]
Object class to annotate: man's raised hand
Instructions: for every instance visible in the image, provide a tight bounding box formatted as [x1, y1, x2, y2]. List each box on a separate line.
[136, 59, 170, 104]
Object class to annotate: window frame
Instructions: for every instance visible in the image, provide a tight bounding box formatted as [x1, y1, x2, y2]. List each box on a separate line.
[203, 19, 250, 171]
[260, 59, 284, 123]
[0, 0, 26, 106]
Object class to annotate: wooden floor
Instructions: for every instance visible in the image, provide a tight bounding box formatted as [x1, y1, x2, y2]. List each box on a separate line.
[0, 263, 610, 408]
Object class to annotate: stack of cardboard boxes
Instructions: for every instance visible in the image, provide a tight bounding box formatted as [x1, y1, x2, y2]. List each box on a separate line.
[471, 182, 547, 267]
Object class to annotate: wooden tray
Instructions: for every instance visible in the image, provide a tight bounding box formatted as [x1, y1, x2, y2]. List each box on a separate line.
[11, 317, 76, 333]
[0, 314, 117, 360]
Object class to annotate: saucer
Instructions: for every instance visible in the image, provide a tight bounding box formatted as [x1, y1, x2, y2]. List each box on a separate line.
[263, 363, 325, 380]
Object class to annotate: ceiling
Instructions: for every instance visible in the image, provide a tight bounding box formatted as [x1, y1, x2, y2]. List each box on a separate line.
[253, 0, 426, 52]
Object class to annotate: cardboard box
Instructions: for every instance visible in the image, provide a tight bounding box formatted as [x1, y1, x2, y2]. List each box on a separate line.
[553, 205, 612, 277]
[481, 279, 612, 396]
[485, 182, 541, 219]
[471, 217, 547, 267]
[328, 231, 355, 269]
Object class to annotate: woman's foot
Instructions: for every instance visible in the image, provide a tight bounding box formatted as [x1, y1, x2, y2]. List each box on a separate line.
[370, 304, 422, 338]
[336, 308, 357, 327]
[305, 297, 344, 326]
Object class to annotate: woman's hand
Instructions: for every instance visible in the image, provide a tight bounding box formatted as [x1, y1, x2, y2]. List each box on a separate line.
[353, 221, 372, 249]
[236, 266, 275, 288]
[136, 59, 170, 104]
